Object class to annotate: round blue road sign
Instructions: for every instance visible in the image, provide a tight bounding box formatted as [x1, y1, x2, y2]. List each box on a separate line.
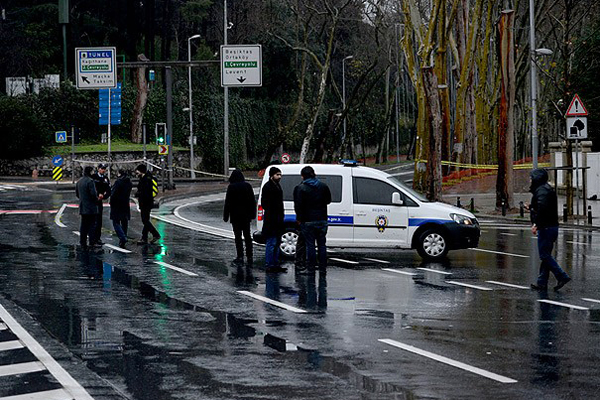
[52, 155, 63, 167]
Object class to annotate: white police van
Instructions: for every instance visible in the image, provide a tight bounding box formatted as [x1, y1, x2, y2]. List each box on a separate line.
[255, 162, 480, 260]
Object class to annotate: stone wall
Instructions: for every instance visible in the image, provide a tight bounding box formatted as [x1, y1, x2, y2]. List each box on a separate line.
[0, 151, 196, 178]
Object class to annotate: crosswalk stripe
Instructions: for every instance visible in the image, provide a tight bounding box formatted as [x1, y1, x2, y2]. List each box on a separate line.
[538, 299, 589, 311]
[0, 361, 46, 377]
[0, 388, 73, 400]
[382, 268, 418, 276]
[0, 340, 25, 352]
[238, 291, 308, 313]
[446, 281, 493, 291]
[485, 281, 529, 289]
[154, 261, 198, 276]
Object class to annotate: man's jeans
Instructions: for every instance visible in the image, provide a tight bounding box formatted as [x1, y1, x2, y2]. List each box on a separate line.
[112, 218, 128, 242]
[301, 221, 328, 270]
[265, 235, 281, 267]
[537, 226, 570, 287]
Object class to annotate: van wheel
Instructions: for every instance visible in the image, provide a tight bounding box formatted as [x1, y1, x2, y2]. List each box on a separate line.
[280, 229, 298, 258]
[417, 229, 448, 260]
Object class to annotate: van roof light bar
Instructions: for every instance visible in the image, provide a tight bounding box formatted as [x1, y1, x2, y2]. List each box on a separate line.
[340, 159, 359, 167]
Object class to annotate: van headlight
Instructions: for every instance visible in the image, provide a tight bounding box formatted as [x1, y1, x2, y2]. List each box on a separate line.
[450, 213, 474, 225]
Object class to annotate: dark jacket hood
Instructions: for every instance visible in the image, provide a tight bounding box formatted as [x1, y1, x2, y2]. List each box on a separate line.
[229, 169, 245, 183]
[530, 168, 548, 192]
[303, 177, 320, 187]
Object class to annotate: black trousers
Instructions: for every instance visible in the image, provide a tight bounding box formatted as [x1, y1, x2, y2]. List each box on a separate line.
[80, 214, 96, 246]
[140, 207, 159, 240]
[232, 220, 252, 260]
[93, 203, 103, 242]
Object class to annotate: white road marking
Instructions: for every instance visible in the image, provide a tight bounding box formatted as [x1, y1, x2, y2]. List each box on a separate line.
[378, 339, 517, 384]
[0, 388, 73, 400]
[485, 281, 529, 289]
[0, 303, 95, 399]
[0, 323, 7, 330]
[500, 233, 517, 236]
[0, 340, 25, 352]
[382, 268, 417, 276]
[154, 261, 198, 277]
[582, 298, 600, 304]
[363, 257, 390, 264]
[469, 248, 529, 258]
[104, 243, 132, 254]
[329, 258, 360, 265]
[72, 231, 80, 236]
[567, 241, 588, 245]
[54, 204, 67, 228]
[446, 281, 493, 291]
[238, 291, 308, 313]
[538, 300, 589, 311]
[417, 268, 452, 275]
[0, 361, 46, 377]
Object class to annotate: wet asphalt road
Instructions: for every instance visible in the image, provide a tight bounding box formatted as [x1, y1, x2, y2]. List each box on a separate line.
[1, 183, 600, 399]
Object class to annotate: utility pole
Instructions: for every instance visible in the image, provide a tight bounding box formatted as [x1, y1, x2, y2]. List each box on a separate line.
[223, 0, 230, 180]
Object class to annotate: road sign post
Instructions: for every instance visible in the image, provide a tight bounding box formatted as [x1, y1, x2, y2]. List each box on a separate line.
[565, 94, 590, 220]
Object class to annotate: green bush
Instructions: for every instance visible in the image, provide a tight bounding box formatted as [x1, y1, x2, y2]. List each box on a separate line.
[0, 95, 49, 159]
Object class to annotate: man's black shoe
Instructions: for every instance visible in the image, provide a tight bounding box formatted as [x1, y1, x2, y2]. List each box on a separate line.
[554, 277, 571, 292]
[119, 240, 127, 248]
[266, 266, 288, 273]
[530, 284, 548, 291]
[136, 239, 148, 245]
[149, 236, 161, 244]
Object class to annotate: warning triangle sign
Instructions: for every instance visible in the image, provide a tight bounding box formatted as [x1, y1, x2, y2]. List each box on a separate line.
[565, 94, 588, 117]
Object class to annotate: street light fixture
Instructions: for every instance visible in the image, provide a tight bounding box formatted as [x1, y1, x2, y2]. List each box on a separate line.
[188, 34, 201, 179]
[342, 55, 354, 153]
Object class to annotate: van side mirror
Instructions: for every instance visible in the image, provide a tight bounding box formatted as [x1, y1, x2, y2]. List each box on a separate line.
[392, 192, 404, 205]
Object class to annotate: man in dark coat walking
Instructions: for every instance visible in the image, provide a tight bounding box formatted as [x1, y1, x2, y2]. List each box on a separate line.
[76, 166, 100, 250]
[261, 167, 285, 272]
[134, 164, 161, 244]
[529, 168, 571, 291]
[110, 169, 133, 248]
[224, 169, 256, 264]
[91, 163, 111, 245]
[294, 166, 331, 274]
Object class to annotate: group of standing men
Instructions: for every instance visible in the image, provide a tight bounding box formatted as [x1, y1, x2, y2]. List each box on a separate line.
[76, 163, 161, 250]
[224, 165, 331, 274]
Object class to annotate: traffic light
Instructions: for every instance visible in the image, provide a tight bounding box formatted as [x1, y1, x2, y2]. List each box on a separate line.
[155, 123, 166, 145]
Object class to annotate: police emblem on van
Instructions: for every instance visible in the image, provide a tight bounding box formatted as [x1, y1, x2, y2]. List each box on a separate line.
[376, 215, 389, 233]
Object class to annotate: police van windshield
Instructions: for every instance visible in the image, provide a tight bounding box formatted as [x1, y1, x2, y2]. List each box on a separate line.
[386, 176, 430, 202]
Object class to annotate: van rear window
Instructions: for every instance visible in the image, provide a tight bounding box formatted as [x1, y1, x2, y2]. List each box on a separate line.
[279, 174, 342, 203]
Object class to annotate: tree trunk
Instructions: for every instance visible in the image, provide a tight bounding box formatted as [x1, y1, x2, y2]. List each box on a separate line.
[131, 54, 150, 144]
[496, 10, 515, 209]
[422, 67, 443, 201]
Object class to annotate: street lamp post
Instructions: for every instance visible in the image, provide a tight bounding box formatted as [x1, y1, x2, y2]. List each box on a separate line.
[342, 55, 354, 154]
[188, 34, 201, 179]
[529, 0, 539, 169]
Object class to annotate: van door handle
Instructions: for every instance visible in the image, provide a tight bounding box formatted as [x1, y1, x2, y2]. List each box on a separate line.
[339, 211, 350, 215]
[356, 212, 367, 217]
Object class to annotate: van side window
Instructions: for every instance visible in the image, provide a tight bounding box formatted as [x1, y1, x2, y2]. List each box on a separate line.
[353, 177, 416, 206]
[279, 174, 342, 203]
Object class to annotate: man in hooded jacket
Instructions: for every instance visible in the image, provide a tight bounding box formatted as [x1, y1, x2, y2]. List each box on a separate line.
[529, 168, 571, 291]
[224, 169, 256, 264]
[294, 166, 331, 274]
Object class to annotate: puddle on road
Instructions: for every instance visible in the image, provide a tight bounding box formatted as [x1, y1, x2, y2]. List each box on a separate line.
[0, 252, 412, 399]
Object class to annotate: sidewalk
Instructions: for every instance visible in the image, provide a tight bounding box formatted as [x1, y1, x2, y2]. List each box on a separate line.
[442, 170, 600, 229]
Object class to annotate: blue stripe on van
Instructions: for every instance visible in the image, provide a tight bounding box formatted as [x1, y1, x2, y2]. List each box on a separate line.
[284, 215, 354, 225]
[409, 218, 451, 227]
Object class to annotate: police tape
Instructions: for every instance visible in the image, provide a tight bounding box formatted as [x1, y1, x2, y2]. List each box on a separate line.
[414, 160, 551, 170]
[173, 166, 262, 181]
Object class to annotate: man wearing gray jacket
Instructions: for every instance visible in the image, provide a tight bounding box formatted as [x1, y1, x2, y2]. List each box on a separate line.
[76, 166, 100, 250]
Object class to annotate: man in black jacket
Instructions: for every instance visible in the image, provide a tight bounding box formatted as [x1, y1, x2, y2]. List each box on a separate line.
[529, 168, 571, 291]
[224, 169, 256, 264]
[75, 166, 99, 250]
[134, 164, 161, 244]
[294, 166, 331, 274]
[261, 167, 285, 272]
[110, 169, 133, 248]
[91, 163, 111, 245]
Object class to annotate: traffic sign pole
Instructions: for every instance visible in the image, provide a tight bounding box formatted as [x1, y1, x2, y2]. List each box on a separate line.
[71, 126, 75, 183]
[108, 87, 111, 180]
